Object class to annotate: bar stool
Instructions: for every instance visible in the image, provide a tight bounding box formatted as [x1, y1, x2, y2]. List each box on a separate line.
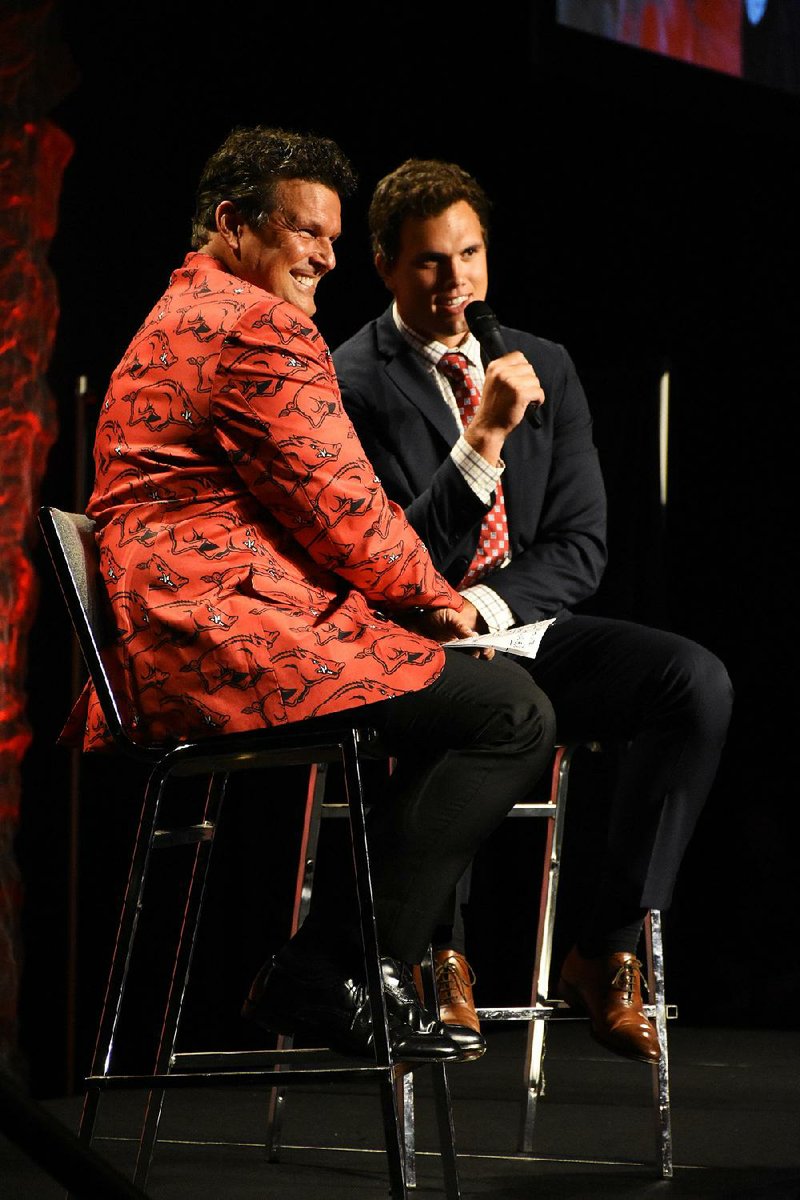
[277, 738, 676, 1181]
[38, 505, 462, 1200]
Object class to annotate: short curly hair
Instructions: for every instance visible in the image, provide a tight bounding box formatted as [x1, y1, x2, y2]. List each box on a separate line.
[369, 159, 491, 267]
[191, 125, 357, 248]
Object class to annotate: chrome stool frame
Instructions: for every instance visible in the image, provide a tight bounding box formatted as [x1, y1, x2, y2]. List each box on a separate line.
[278, 740, 676, 1181]
[266, 759, 439, 1187]
[482, 742, 674, 1179]
[39, 505, 461, 1200]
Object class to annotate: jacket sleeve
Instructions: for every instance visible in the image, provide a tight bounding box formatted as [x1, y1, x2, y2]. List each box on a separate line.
[477, 343, 608, 623]
[210, 299, 463, 613]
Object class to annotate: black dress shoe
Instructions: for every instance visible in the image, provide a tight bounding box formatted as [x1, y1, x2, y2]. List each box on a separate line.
[381, 957, 486, 1061]
[242, 956, 462, 1063]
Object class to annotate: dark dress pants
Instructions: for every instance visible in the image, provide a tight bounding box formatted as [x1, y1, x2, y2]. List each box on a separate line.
[296, 648, 556, 967]
[529, 613, 733, 913]
[439, 612, 734, 946]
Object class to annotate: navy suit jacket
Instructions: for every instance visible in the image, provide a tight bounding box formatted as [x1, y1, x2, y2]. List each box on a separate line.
[333, 306, 608, 624]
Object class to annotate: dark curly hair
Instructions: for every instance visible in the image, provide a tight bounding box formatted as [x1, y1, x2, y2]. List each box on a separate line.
[369, 159, 491, 267]
[191, 126, 357, 248]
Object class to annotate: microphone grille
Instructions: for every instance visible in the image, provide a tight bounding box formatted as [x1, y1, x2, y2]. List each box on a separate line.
[465, 300, 497, 331]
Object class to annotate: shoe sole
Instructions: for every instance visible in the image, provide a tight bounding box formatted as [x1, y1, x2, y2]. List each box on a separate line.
[243, 999, 468, 1063]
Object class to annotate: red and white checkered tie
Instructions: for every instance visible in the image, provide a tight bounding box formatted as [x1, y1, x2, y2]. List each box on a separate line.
[439, 351, 510, 587]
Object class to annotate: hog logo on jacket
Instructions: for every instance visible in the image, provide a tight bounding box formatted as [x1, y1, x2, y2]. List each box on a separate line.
[109, 511, 160, 549]
[95, 420, 130, 476]
[153, 596, 239, 634]
[139, 554, 189, 593]
[251, 305, 316, 345]
[120, 329, 178, 379]
[270, 647, 344, 707]
[181, 631, 279, 694]
[356, 632, 439, 675]
[120, 379, 205, 433]
[99, 544, 126, 586]
[109, 589, 150, 642]
[313, 459, 382, 529]
[176, 297, 247, 343]
[310, 679, 405, 714]
[277, 382, 338, 429]
[272, 434, 342, 491]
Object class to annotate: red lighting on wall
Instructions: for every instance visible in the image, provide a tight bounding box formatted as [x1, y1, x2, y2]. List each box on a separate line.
[0, 2, 75, 1074]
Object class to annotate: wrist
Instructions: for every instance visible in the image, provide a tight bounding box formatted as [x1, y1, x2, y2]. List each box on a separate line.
[464, 421, 505, 467]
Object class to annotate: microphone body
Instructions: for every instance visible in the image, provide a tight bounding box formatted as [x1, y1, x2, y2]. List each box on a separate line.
[465, 300, 543, 428]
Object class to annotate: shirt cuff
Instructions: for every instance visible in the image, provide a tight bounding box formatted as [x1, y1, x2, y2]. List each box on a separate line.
[451, 435, 504, 506]
[461, 583, 516, 634]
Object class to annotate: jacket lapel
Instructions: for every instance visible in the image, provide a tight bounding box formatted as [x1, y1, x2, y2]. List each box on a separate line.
[375, 309, 461, 449]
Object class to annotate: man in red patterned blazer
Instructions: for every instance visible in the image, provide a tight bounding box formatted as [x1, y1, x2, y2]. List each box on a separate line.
[80, 126, 556, 1063]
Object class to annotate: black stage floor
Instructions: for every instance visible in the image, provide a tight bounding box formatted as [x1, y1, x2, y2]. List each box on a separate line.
[3, 1024, 799, 1199]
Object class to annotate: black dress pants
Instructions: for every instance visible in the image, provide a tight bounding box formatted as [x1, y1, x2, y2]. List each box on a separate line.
[295, 648, 556, 967]
[440, 612, 734, 952]
[531, 613, 733, 912]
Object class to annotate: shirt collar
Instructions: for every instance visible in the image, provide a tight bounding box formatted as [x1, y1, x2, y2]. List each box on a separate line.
[391, 301, 483, 370]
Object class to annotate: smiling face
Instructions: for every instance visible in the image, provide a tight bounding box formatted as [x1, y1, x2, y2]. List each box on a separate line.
[224, 178, 341, 317]
[376, 200, 488, 347]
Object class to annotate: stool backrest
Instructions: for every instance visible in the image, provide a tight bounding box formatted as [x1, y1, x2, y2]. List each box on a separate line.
[38, 505, 139, 753]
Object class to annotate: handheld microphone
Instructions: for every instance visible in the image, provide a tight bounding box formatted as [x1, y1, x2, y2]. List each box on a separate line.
[465, 300, 542, 428]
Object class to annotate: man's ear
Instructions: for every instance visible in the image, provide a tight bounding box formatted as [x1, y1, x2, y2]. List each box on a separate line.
[215, 201, 242, 254]
[375, 252, 393, 290]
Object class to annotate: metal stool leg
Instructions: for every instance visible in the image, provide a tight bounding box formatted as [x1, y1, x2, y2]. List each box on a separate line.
[340, 730, 408, 1199]
[421, 950, 460, 1200]
[399, 1071, 416, 1189]
[342, 734, 460, 1199]
[265, 761, 329, 1161]
[267, 752, 461, 1194]
[75, 766, 173, 1162]
[399, 743, 584, 1168]
[74, 766, 226, 1195]
[519, 743, 574, 1153]
[399, 946, 461, 1195]
[644, 908, 673, 1178]
[134, 772, 228, 1188]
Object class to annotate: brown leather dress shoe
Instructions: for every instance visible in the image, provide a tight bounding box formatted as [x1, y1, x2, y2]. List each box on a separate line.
[557, 946, 661, 1064]
[433, 950, 481, 1035]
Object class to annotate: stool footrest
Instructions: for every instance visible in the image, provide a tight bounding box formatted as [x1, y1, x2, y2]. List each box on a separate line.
[171, 1048, 420, 1072]
[476, 1005, 562, 1020]
[87, 1065, 390, 1090]
[475, 1002, 678, 1021]
[173, 1047, 338, 1068]
[152, 822, 215, 848]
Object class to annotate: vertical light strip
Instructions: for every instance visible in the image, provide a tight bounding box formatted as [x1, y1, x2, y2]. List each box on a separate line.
[659, 369, 670, 509]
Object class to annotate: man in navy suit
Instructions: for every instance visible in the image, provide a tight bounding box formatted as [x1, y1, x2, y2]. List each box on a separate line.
[333, 158, 733, 1063]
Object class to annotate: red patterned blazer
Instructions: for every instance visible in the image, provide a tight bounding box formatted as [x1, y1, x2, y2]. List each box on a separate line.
[76, 252, 462, 749]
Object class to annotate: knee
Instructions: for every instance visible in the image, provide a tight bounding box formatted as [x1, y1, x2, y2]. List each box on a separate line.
[489, 668, 557, 758]
[668, 641, 734, 740]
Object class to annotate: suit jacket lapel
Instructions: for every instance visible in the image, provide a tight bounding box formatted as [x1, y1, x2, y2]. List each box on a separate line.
[375, 309, 461, 449]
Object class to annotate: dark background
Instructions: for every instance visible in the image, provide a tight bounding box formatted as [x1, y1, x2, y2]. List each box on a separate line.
[17, 3, 800, 1097]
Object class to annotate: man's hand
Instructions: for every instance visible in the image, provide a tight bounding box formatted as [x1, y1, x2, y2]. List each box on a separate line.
[465, 351, 544, 465]
[457, 597, 487, 634]
[397, 606, 494, 659]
